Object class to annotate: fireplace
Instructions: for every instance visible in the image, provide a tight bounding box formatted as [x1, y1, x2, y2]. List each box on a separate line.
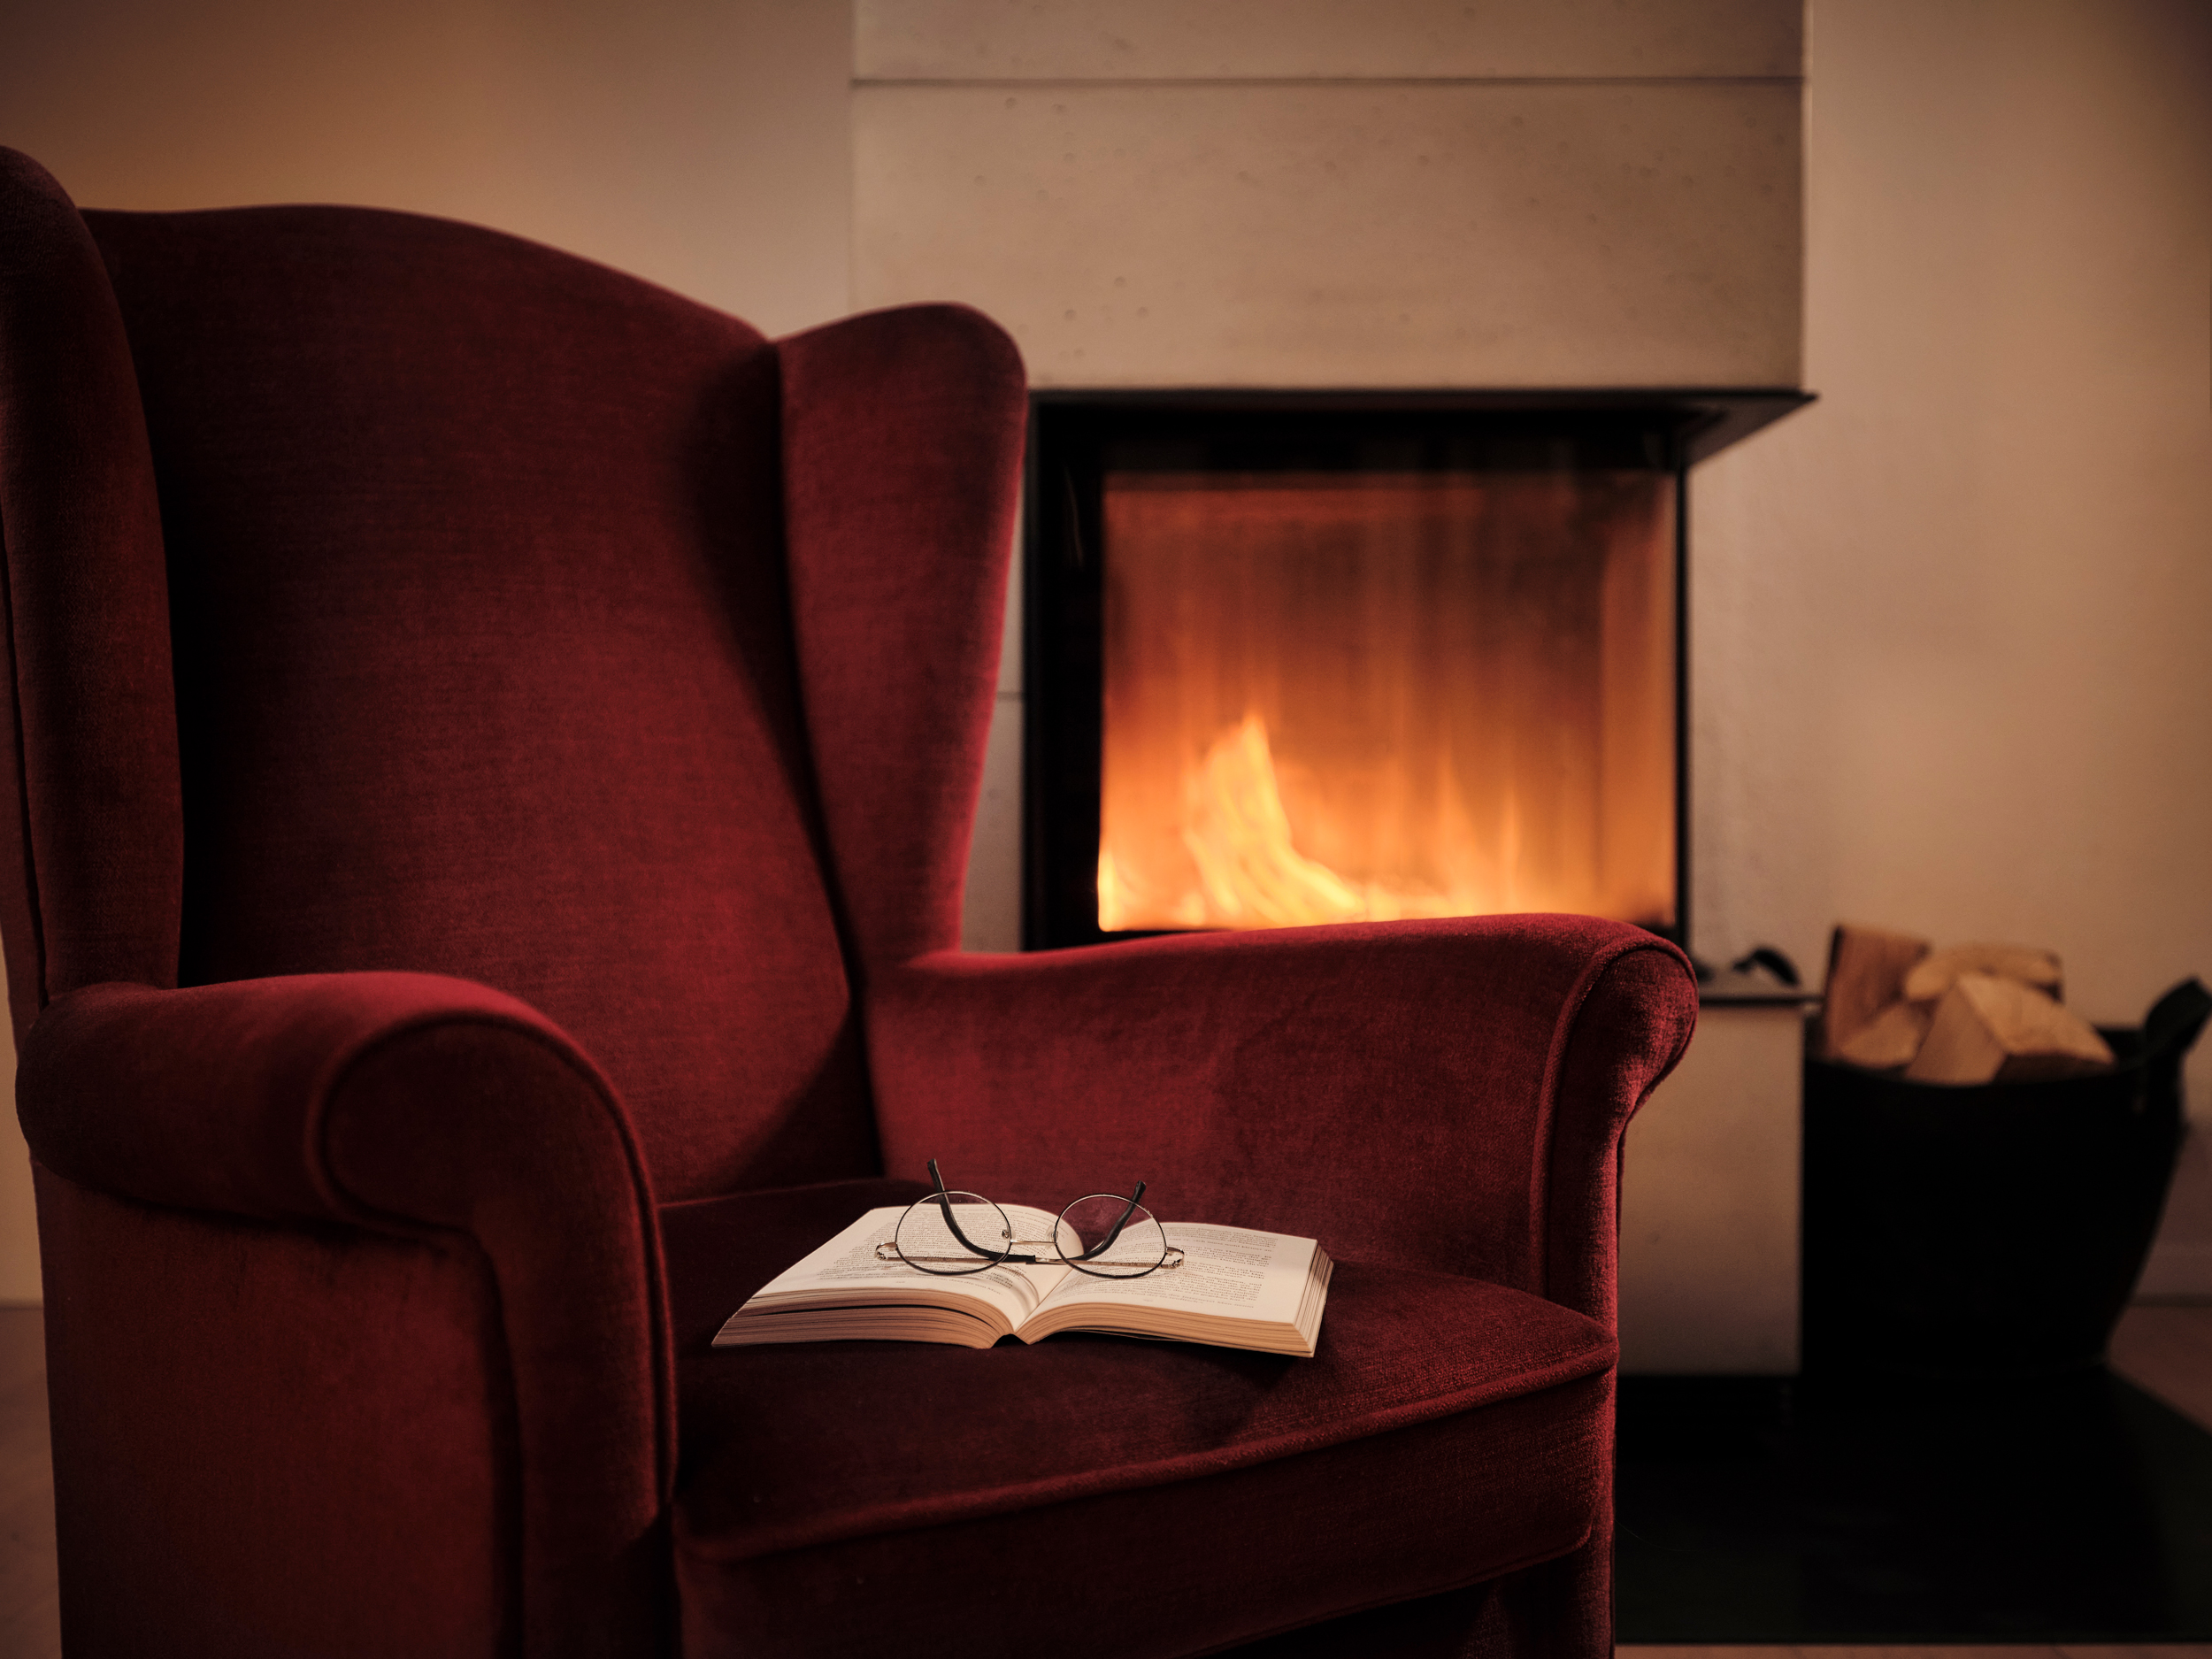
[1023, 392, 1809, 949]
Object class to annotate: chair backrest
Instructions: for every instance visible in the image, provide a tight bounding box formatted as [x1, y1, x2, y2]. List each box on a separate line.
[0, 149, 1025, 1202]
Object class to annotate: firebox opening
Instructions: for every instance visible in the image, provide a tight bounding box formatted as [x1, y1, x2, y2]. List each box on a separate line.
[1100, 469, 1677, 933]
[1025, 393, 1809, 951]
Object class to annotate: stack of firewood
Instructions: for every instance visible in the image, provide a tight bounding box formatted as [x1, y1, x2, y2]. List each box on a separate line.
[1817, 923, 2115, 1083]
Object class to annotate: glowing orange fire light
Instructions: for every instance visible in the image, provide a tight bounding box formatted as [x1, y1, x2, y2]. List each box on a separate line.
[1098, 471, 1676, 933]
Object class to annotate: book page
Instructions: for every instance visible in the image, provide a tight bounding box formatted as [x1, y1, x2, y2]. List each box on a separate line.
[719, 1203, 1072, 1342]
[1027, 1221, 1317, 1327]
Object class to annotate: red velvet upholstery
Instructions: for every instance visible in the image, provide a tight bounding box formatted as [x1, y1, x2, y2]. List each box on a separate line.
[663, 1181, 1617, 1659]
[77, 193, 893, 1202]
[19, 973, 675, 1655]
[0, 145, 1698, 1659]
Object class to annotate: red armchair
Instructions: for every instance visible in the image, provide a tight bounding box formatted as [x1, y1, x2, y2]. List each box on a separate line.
[0, 147, 1696, 1659]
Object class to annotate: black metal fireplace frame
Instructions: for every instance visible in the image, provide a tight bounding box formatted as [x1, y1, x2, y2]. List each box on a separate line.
[1019, 388, 1812, 952]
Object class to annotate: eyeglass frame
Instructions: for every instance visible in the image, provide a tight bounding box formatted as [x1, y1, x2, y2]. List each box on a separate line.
[872, 1159, 1188, 1277]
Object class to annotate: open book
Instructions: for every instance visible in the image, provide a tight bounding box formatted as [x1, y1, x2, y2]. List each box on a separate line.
[714, 1204, 1332, 1357]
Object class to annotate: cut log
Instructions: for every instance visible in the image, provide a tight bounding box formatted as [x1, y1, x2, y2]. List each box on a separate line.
[1901, 941, 2064, 1004]
[1902, 972, 2116, 1085]
[1832, 999, 1935, 1070]
[1819, 923, 1931, 1059]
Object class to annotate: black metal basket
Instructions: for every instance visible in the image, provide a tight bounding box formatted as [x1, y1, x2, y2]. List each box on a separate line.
[1802, 978, 2211, 1378]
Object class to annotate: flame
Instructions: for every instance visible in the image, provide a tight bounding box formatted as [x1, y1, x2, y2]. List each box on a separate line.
[1182, 717, 1364, 926]
[1184, 717, 1417, 926]
[1108, 715, 1470, 929]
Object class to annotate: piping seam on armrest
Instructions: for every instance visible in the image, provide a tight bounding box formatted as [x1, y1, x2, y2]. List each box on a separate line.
[1528, 936, 1696, 1305]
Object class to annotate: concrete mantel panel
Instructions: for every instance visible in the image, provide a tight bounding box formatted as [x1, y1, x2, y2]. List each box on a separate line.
[857, 0, 1802, 83]
[855, 80, 1801, 388]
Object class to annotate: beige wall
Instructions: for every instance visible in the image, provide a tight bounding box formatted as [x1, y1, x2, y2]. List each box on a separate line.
[2, 0, 2208, 1297]
[0, 0, 854, 336]
[853, 0, 1803, 388]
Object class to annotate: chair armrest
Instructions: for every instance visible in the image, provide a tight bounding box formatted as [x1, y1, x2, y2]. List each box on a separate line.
[866, 917, 1695, 1320]
[18, 972, 674, 1655]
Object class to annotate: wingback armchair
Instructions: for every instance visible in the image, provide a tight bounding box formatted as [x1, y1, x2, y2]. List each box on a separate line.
[0, 147, 1696, 1659]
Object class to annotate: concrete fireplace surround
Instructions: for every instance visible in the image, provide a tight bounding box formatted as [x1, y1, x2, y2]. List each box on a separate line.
[853, 0, 1802, 389]
[856, 0, 1810, 1373]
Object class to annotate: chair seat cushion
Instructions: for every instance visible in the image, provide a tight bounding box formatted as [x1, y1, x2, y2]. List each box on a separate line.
[663, 1179, 1617, 1659]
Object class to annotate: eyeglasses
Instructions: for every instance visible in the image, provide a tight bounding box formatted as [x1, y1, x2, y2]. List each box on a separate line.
[873, 1160, 1187, 1279]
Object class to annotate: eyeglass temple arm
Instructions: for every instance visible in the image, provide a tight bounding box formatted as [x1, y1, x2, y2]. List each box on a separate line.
[925, 1158, 1011, 1260]
[1070, 1179, 1147, 1263]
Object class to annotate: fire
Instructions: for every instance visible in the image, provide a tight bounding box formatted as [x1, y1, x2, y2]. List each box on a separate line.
[1100, 714, 1530, 931]
[1094, 469, 1677, 935]
[1182, 715, 1368, 926]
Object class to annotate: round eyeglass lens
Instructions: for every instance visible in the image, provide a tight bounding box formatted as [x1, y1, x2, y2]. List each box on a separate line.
[1054, 1194, 1171, 1279]
[893, 1193, 1016, 1276]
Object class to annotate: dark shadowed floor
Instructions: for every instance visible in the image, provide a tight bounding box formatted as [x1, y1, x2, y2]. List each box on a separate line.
[0, 1302, 2204, 1658]
[1617, 1305, 2212, 1647]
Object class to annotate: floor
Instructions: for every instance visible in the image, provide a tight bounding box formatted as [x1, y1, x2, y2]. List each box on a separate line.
[1616, 1366, 2212, 1640]
[1631, 1305, 2212, 1659]
[0, 1304, 2202, 1657]
[1622, 1649, 2212, 1659]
